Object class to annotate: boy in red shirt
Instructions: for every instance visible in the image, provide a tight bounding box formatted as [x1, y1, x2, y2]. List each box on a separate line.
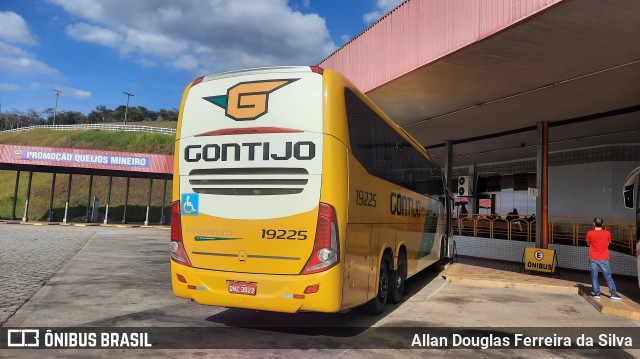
[586, 217, 621, 300]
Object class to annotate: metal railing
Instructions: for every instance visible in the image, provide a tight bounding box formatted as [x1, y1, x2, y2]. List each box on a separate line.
[0, 124, 176, 135]
[452, 214, 636, 255]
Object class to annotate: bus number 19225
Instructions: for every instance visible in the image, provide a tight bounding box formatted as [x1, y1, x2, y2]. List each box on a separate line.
[356, 190, 377, 207]
[261, 229, 308, 240]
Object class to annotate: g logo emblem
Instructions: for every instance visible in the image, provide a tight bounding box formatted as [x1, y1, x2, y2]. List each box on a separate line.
[204, 79, 298, 121]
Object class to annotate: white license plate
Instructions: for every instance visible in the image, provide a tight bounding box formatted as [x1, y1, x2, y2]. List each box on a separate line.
[227, 281, 257, 296]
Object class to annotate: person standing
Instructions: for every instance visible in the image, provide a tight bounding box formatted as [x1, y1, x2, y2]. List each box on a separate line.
[586, 217, 621, 300]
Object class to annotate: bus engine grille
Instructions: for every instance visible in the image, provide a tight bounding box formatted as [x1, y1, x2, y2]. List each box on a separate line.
[188, 168, 309, 196]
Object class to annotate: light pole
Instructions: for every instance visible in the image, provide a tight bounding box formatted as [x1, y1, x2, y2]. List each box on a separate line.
[53, 89, 62, 126]
[123, 91, 134, 125]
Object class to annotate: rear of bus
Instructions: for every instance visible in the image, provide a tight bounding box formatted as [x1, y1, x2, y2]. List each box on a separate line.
[170, 66, 346, 313]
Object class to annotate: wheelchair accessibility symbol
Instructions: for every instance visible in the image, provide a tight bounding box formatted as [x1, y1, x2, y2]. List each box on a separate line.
[181, 193, 199, 216]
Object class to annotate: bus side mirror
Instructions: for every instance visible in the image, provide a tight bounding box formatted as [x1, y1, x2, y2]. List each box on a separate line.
[624, 185, 634, 209]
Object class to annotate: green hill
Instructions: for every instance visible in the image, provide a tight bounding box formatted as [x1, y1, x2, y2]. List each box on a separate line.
[0, 126, 176, 223]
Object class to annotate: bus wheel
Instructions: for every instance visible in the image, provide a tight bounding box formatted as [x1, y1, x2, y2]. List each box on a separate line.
[388, 251, 406, 304]
[363, 254, 390, 315]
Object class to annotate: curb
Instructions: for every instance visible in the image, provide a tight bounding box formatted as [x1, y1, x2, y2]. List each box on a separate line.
[444, 275, 579, 294]
[578, 287, 640, 321]
[100, 224, 141, 228]
[19, 221, 60, 226]
[443, 272, 640, 322]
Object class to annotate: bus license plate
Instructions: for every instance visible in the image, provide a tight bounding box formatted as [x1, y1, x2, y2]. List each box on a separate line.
[227, 281, 257, 296]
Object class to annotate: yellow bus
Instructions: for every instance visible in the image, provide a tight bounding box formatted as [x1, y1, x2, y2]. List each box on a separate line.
[171, 66, 450, 314]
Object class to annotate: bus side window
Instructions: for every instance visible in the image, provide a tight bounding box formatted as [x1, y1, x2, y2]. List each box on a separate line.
[344, 88, 444, 197]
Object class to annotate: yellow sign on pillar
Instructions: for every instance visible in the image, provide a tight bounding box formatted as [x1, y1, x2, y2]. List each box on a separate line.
[524, 247, 557, 273]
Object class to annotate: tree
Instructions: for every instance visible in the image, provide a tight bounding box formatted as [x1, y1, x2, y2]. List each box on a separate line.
[87, 105, 109, 124]
[0, 104, 179, 131]
[157, 108, 179, 122]
[111, 105, 126, 123]
[47, 111, 85, 125]
[25, 109, 43, 123]
[128, 106, 153, 122]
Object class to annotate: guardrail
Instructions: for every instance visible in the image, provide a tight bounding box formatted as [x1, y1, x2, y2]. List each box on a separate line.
[452, 214, 636, 255]
[0, 124, 176, 135]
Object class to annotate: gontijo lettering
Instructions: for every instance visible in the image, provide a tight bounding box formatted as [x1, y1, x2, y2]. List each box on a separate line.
[184, 141, 315, 162]
[390, 192, 423, 217]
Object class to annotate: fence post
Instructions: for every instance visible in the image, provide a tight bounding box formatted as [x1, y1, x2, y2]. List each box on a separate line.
[473, 218, 478, 237]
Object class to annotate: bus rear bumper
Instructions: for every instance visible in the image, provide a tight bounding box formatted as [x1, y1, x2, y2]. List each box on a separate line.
[171, 261, 344, 313]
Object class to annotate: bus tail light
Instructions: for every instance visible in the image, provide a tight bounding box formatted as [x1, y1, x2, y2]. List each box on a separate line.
[170, 200, 192, 267]
[301, 203, 339, 274]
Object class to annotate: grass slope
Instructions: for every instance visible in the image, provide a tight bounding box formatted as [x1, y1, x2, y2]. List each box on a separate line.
[0, 127, 176, 222]
[0, 128, 175, 154]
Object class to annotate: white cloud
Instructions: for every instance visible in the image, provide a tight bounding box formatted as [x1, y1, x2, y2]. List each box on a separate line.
[65, 23, 121, 48]
[173, 54, 198, 71]
[136, 58, 157, 68]
[0, 11, 37, 44]
[363, 0, 404, 24]
[0, 13, 58, 75]
[50, 0, 105, 23]
[0, 82, 19, 91]
[51, 0, 337, 73]
[0, 42, 59, 74]
[0, 41, 29, 58]
[123, 29, 188, 58]
[58, 87, 92, 99]
[29, 82, 41, 89]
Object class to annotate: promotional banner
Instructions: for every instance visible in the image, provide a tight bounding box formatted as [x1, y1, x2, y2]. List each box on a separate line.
[0, 145, 173, 174]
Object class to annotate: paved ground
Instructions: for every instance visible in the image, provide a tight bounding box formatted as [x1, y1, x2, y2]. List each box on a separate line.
[443, 256, 640, 321]
[0, 224, 97, 324]
[1, 225, 639, 358]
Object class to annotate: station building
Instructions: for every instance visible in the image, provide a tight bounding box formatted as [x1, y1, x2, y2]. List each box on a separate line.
[319, 0, 640, 276]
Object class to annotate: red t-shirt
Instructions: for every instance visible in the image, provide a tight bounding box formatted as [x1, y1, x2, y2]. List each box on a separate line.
[586, 229, 611, 260]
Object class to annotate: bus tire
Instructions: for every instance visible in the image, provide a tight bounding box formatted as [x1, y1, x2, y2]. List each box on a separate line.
[388, 250, 406, 304]
[363, 253, 391, 315]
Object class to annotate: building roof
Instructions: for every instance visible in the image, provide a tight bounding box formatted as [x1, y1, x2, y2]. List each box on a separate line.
[319, 0, 640, 167]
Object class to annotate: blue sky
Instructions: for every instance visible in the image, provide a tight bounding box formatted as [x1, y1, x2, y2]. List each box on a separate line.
[0, 0, 403, 115]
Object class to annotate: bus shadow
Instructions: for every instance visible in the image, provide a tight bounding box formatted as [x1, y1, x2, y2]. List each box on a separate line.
[205, 263, 444, 337]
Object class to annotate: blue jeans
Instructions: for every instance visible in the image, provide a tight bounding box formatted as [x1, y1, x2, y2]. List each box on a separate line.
[589, 259, 617, 296]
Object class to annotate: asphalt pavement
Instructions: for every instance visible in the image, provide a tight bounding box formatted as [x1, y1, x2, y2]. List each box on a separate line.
[1, 224, 639, 358]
